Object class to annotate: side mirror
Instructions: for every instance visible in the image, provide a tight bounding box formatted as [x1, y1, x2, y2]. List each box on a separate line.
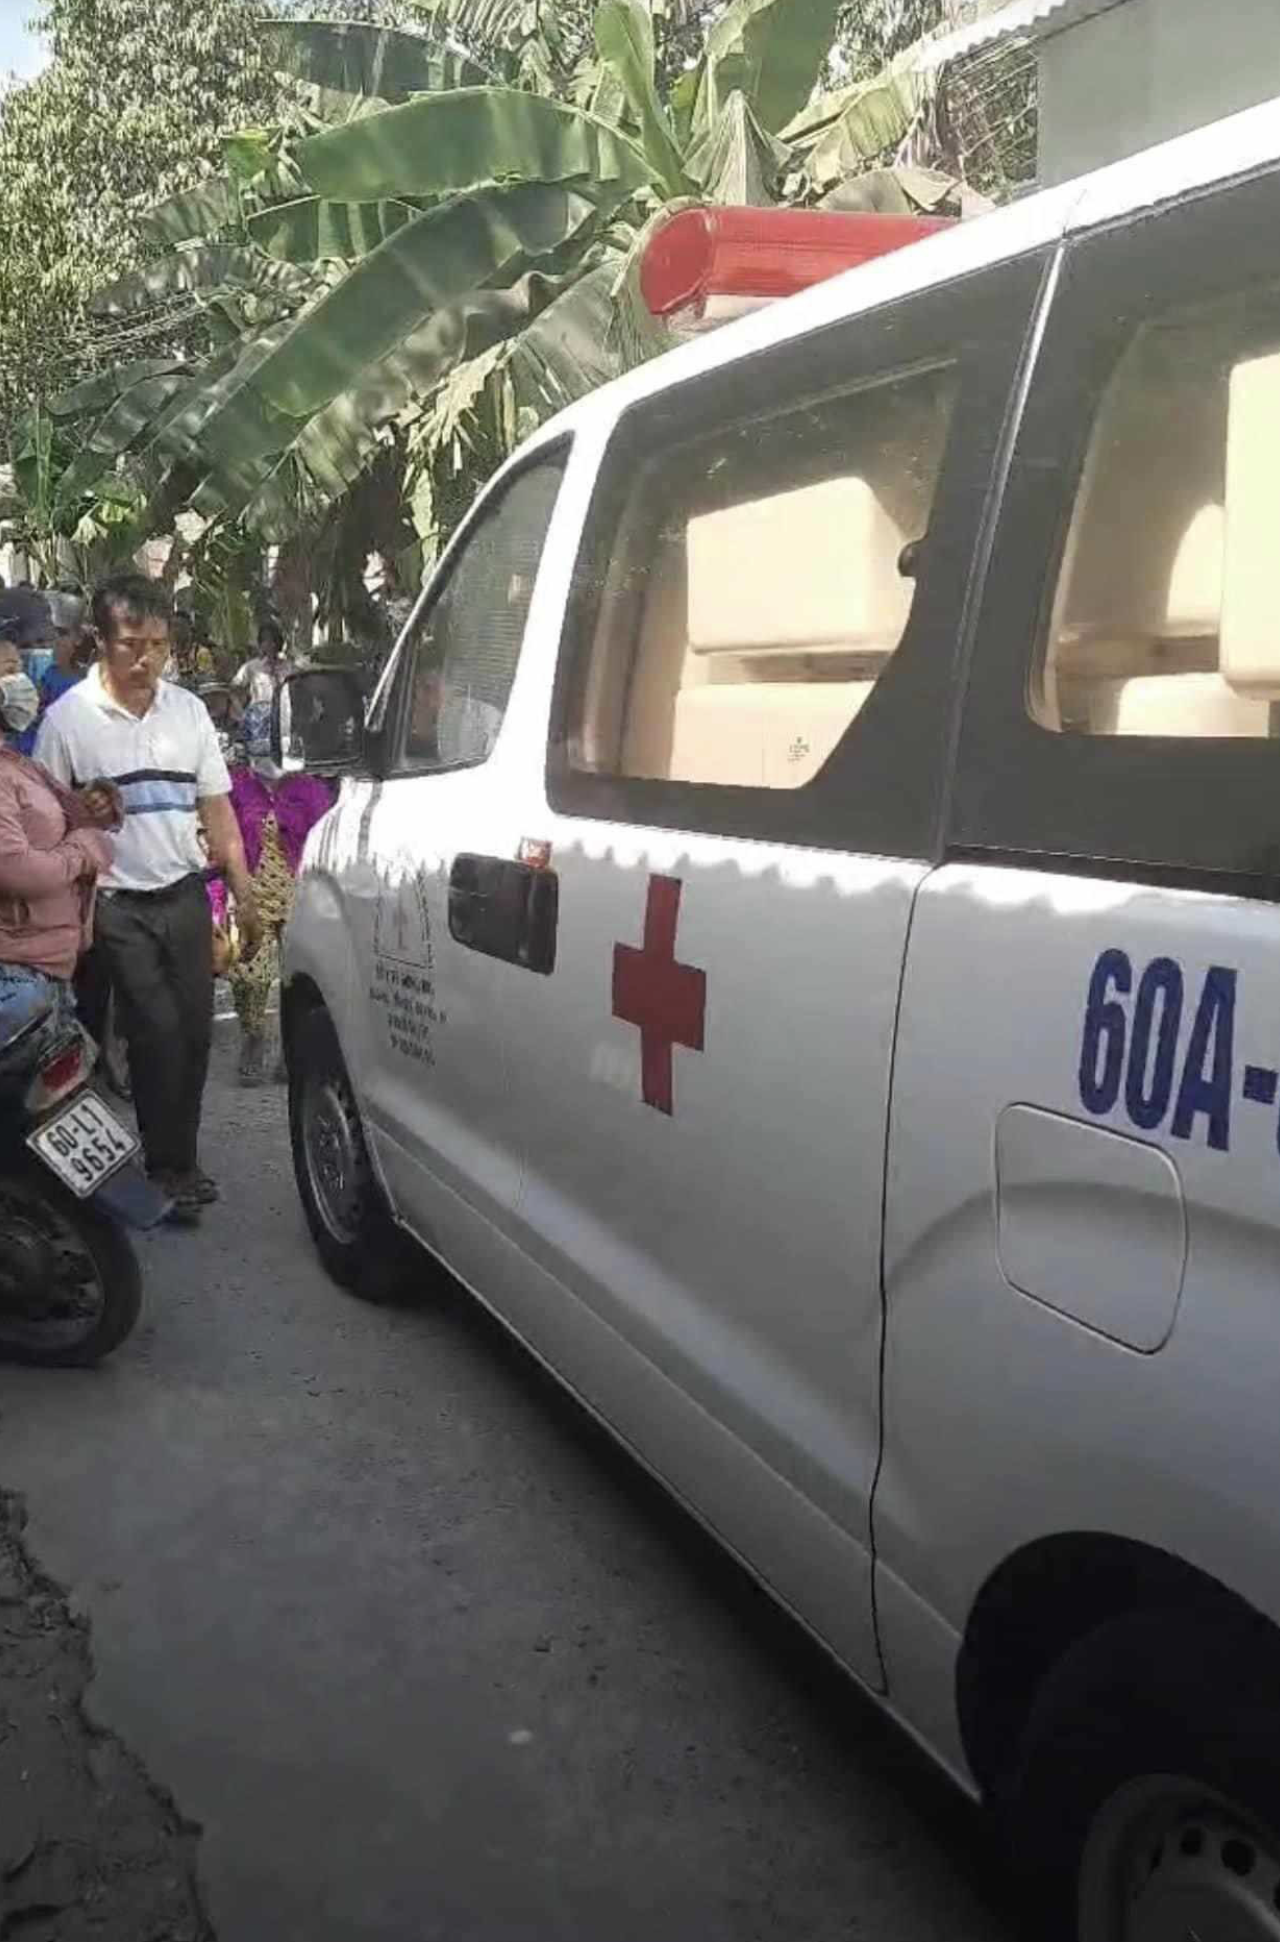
[274, 666, 367, 775]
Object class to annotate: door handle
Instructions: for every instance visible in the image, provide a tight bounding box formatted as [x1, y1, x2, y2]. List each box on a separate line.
[448, 854, 558, 975]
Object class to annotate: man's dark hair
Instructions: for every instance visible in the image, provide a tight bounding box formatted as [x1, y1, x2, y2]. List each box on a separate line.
[258, 617, 285, 652]
[0, 588, 52, 651]
[92, 572, 173, 644]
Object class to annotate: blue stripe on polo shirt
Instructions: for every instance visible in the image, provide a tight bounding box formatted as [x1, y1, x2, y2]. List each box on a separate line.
[117, 772, 198, 817]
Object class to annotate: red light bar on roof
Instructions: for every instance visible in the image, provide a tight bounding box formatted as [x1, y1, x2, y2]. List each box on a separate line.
[639, 206, 953, 331]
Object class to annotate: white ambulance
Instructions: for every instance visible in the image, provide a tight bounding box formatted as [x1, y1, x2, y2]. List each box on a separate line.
[278, 98, 1280, 1936]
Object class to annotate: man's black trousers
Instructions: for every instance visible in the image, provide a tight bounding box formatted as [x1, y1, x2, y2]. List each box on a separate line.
[92, 874, 213, 1179]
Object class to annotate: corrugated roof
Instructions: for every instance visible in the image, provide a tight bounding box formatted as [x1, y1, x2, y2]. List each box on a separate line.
[919, 0, 1131, 69]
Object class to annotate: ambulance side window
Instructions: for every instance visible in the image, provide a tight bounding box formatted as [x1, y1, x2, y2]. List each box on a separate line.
[952, 168, 1280, 884]
[1034, 280, 1280, 742]
[566, 365, 957, 793]
[401, 455, 566, 770]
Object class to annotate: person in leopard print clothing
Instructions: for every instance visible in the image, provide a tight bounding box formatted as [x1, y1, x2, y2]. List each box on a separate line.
[213, 699, 334, 1085]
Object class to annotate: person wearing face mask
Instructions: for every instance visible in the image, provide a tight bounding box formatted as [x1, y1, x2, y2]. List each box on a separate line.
[0, 588, 59, 755]
[0, 637, 40, 752]
[0, 668, 122, 1052]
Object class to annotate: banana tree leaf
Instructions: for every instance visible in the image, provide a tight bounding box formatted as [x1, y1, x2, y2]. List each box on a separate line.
[506, 261, 625, 417]
[594, 0, 689, 198]
[410, 0, 535, 56]
[142, 176, 240, 248]
[816, 163, 990, 216]
[805, 80, 933, 188]
[13, 408, 54, 528]
[603, 209, 682, 369]
[154, 318, 300, 470]
[668, 66, 700, 149]
[587, 60, 628, 126]
[247, 196, 419, 264]
[407, 459, 436, 547]
[49, 356, 188, 421]
[694, 0, 842, 138]
[515, 35, 561, 100]
[53, 373, 193, 511]
[221, 268, 583, 535]
[408, 0, 568, 84]
[417, 337, 512, 455]
[684, 88, 790, 204]
[224, 129, 276, 183]
[189, 181, 611, 493]
[781, 52, 937, 185]
[51, 343, 245, 513]
[90, 248, 313, 318]
[263, 18, 493, 117]
[563, 57, 628, 126]
[297, 88, 655, 203]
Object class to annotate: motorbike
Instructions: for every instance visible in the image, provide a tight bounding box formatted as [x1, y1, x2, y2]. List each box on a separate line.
[0, 988, 169, 1365]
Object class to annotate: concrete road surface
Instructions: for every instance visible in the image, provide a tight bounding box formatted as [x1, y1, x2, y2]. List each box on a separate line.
[0, 1022, 1019, 1942]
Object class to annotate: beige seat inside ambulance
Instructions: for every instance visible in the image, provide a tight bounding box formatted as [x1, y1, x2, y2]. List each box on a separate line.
[1047, 335, 1278, 738]
[1088, 507, 1268, 737]
[620, 474, 912, 789]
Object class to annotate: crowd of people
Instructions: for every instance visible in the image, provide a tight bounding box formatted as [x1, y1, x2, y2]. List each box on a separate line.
[0, 574, 336, 1225]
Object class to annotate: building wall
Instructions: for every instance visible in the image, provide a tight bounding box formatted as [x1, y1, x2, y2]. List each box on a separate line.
[1038, 0, 1280, 185]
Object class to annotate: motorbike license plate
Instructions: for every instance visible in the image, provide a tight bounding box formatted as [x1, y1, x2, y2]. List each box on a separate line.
[28, 1092, 139, 1199]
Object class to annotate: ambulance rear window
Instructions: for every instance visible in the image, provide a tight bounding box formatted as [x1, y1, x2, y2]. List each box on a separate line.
[571, 362, 957, 792]
[1034, 279, 1280, 742]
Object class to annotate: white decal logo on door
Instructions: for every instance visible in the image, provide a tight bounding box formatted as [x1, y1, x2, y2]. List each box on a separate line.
[371, 857, 444, 1068]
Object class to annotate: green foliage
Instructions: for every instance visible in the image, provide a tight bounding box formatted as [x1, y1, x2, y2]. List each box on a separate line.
[831, 0, 948, 82]
[0, 0, 283, 447]
[696, 0, 844, 137]
[9, 0, 993, 630]
[593, 0, 689, 195]
[264, 17, 494, 112]
[295, 87, 654, 201]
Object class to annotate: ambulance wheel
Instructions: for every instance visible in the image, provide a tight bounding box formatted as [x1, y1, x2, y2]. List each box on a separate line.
[289, 1008, 416, 1302]
[1006, 1609, 1280, 1940]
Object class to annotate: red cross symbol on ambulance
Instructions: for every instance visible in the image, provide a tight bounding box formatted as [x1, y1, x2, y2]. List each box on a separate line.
[612, 875, 706, 1115]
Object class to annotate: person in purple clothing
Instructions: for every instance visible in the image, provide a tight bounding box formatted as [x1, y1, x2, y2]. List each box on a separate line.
[218, 699, 335, 1084]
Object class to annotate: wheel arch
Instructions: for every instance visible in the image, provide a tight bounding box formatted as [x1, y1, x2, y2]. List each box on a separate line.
[280, 970, 328, 1060]
[957, 1531, 1277, 1798]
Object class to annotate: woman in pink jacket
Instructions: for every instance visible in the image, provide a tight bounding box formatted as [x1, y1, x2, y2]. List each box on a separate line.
[0, 677, 121, 1048]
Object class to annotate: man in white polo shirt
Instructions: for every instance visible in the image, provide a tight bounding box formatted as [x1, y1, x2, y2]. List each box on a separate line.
[37, 572, 262, 1223]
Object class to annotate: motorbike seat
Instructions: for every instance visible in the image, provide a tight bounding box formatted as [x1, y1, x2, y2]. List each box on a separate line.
[0, 990, 59, 1071]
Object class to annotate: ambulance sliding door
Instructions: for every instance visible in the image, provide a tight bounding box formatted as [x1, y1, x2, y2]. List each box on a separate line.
[498, 256, 1046, 1683]
[883, 170, 1280, 1747]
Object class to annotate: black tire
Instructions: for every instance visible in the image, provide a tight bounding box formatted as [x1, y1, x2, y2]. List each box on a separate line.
[1005, 1607, 1280, 1940]
[287, 1006, 418, 1301]
[0, 1159, 142, 1366]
